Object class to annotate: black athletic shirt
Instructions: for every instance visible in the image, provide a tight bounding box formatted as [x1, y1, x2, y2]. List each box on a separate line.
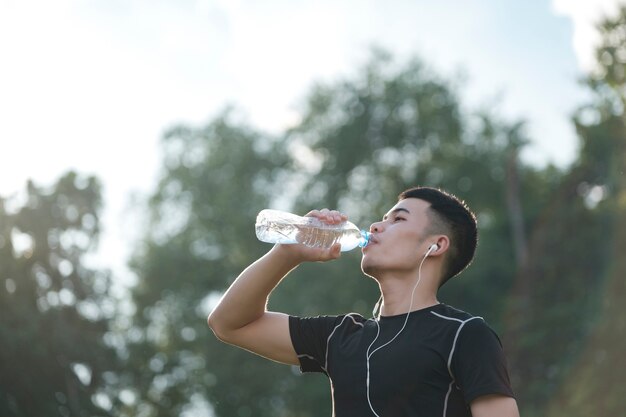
[289, 303, 514, 417]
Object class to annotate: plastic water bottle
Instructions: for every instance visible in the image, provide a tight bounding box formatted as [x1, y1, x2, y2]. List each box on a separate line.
[255, 209, 370, 252]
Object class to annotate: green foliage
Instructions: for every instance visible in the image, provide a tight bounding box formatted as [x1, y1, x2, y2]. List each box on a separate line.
[541, 7, 626, 416]
[128, 51, 560, 416]
[287, 55, 552, 330]
[30, 13, 620, 415]
[6, 9, 626, 416]
[120, 110, 299, 417]
[0, 172, 118, 417]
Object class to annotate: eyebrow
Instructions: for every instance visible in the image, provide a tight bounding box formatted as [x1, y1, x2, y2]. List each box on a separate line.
[383, 207, 410, 221]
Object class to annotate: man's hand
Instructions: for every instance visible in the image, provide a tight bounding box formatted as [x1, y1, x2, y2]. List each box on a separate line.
[274, 208, 348, 263]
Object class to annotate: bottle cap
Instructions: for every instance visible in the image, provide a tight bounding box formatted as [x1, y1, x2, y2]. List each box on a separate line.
[359, 230, 371, 247]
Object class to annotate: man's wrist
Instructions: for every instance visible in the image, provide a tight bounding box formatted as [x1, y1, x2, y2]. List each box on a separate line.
[269, 244, 306, 269]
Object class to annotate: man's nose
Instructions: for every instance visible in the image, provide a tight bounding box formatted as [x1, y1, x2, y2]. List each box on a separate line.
[370, 221, 384, 233]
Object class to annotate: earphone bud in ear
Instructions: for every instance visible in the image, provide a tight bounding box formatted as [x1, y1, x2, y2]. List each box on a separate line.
[429, 243, 439, 252]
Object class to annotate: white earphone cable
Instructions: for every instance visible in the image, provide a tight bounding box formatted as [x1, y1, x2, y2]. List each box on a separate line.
[365, 245, 436, 416]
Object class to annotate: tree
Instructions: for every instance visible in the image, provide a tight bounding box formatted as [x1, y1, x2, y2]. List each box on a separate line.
[129, 51, 554, 416]
[284, 51, 580, 414]
[284, 49, 551, 329]
[543, 7, 626, 416]
[0, 172, 119, 417]
[122, 111, 296, 417]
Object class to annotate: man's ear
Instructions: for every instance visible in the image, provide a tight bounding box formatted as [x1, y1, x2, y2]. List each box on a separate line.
[426, 235, 450, 257]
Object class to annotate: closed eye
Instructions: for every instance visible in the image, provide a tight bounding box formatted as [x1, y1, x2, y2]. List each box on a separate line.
[393, 217, 406, 222]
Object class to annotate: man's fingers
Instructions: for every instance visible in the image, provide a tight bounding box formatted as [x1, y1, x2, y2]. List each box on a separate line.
[330, 243, 342, 257]
[326, 243, 342, 259]
[305, 209, 348, 224]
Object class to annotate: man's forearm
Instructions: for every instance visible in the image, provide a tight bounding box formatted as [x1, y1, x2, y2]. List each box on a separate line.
[207, 245, 300, 337]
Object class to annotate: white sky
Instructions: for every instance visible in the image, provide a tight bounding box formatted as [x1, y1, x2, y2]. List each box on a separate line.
[0, 0, 624, 281]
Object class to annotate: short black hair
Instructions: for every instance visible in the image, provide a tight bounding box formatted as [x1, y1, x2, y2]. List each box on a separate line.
[398, 186, 478, 286]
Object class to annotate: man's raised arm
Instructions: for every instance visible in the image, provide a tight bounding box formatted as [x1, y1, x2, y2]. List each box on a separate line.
[207, 209, 345, 365]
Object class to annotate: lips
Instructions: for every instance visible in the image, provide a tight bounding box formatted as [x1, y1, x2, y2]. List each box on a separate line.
[363, 235, 379, 249]
[362, 237, 378, 256]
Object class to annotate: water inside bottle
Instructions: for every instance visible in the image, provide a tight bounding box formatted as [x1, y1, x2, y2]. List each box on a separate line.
[295, 224, 343, 248]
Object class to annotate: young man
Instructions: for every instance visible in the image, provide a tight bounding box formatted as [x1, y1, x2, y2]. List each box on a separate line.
[208, 186, 519, 417]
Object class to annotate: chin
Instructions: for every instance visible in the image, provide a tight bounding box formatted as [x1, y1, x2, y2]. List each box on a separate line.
[361, 259, 381, 279]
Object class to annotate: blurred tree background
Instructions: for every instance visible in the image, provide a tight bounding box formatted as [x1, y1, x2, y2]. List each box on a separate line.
[0, 173, 120, 416]
[2, 8, 626, 417]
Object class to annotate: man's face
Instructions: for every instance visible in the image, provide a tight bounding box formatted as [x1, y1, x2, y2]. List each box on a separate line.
[361, 198, 434, 278]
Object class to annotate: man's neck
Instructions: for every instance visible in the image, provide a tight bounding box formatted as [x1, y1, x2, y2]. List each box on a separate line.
[376, 272, 439, 317]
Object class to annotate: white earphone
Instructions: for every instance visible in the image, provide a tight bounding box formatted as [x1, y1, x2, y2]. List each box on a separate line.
[366, 242, 439, 416]
[428, 243, 439, 254]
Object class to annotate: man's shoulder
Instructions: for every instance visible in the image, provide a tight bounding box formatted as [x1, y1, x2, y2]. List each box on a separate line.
[430, 303, 479, 322]
[331, 312, 369, 330]
[290, 312, 368, 330]
[431, 304, 503, 344]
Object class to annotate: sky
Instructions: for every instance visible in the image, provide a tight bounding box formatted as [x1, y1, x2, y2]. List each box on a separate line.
[0, 0, 624, 282]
